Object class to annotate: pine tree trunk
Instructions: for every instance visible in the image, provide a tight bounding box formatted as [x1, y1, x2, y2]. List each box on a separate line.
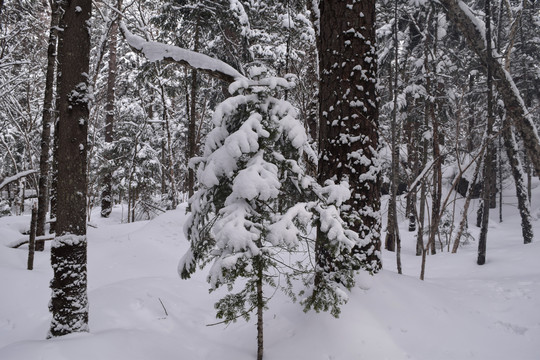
[48, 0, 91, 337]
[317, 0, 381, 275]
[100, 0, 121, 218]
[502, 120, 534, 244]
[36, 2, 59, 251]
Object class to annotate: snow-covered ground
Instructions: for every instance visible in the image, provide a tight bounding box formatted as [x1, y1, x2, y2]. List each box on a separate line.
[1, 185, 539, 360]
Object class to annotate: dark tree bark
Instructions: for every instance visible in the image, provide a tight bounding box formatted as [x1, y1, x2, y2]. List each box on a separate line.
[317, 0, 381, 274]
[27, 205, 37, 270]
[187, 18, 200, 201]
[502, 120, 534, 244]
[36, 1, 60, 251]
[385, 0, 400, 255]
[101, 0, 122, 218]
[478, 0, 494, 266]
[49, 118, 59, 234]
[48, 0, 91, 338]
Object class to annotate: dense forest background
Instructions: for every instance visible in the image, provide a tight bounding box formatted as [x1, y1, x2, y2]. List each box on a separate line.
[1, 0, 538, 228]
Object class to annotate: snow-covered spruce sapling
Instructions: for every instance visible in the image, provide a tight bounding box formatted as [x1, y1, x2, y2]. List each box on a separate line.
[178, 69, 364, 359]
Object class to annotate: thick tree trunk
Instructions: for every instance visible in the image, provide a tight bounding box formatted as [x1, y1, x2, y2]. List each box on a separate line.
[36, 2, 59, 251]
[317, 0, 381, 274]
[101, 1, 122, 218]
[437, 0, 540, 176]
[48, 0, 91, 338]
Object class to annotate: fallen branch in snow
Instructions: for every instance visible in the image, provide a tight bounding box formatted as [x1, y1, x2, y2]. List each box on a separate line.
[138, 200, 166, 214]
[0, 169, 38, 190]
[118, 22, 245, 84]
[9, 235, 54, 249]
[158, 297, 168, 318]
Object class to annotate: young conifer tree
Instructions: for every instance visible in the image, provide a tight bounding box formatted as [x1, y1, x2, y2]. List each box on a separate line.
[179, 68, 363, 360]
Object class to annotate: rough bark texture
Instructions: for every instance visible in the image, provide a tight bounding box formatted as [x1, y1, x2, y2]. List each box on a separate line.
[36, 2, 59, 250]
[48, 0, 91, 338]
[101, 2, 121, 218]
[438, 0, 540, 176]
[317, 0, 381, 273]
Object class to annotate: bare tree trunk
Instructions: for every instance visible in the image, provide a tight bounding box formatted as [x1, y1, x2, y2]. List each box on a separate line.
[100, 0, 122, 218]
[49, 119, 58, 234]
[478, 0, 494, 266]
[49, 0, 91, 337]
[36, 1, 59, 251]
[502, 120, 533, 244]
[452, 154, 482, 253]
[187, 18, 200, 201]
[385, 0, 401, 258]
[27, 205, 37, 270]
[161, 88, 177, 209]
[426, 5, 441, 256]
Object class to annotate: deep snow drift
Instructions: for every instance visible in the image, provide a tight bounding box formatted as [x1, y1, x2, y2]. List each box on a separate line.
[1, 187, 539, 360]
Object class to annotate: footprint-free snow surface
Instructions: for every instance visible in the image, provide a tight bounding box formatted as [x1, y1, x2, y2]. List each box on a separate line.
[1, 195, 539, 360]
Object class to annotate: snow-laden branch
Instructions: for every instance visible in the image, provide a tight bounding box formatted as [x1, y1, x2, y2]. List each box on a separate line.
[436, 0, 540, 176]
[118, 22, 246, 84]
[0, 169, 38, 190]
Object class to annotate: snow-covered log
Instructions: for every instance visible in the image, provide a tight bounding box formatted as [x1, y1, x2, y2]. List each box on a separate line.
[437, 0, 540, 175]
[9, 235, 55, 249]
[119, 22, 245, 84]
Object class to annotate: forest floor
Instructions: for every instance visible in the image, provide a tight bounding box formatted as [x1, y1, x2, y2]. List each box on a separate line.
[1, 182, 539, 360]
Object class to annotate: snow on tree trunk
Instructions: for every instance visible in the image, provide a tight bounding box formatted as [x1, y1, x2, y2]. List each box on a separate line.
[317, 0, 381, 279]
[48, 0, 91, 338]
